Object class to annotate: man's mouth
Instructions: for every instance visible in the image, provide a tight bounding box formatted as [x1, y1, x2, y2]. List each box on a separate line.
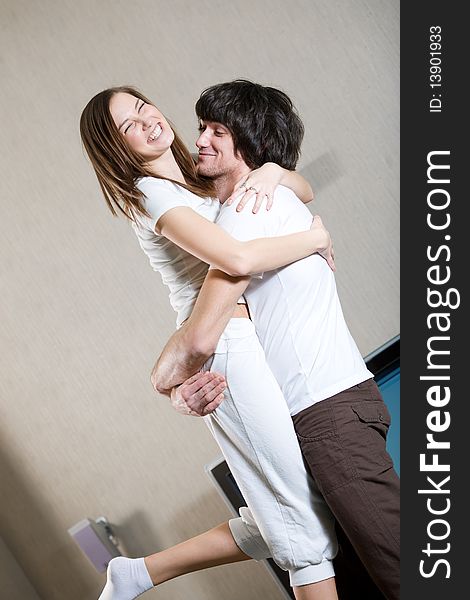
[198, 152, 216, 157]
[148, 124, 163, 142]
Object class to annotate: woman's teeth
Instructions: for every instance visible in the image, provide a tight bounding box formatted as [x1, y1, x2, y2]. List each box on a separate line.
[148, 124, 162, 142]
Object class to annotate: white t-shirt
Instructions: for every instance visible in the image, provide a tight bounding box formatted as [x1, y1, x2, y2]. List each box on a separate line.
[133, 177, 220, 328]
[215, 185, 373, 415]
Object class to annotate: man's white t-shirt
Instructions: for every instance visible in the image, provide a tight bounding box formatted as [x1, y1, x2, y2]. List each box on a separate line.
[215, 185, 373, 416]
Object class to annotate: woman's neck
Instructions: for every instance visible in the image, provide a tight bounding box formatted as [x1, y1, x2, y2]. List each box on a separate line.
[148, 147, 185, 184]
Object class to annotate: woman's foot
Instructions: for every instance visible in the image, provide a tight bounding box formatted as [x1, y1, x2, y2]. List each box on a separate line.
[98, 556, 153, 599]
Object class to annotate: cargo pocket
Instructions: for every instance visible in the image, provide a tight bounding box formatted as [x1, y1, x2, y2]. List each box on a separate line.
[350, 401, 393, 468]
[296, 433, 358, 496]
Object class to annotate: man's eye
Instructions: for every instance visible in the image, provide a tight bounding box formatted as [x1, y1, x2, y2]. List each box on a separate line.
[215, 131, 225, 136]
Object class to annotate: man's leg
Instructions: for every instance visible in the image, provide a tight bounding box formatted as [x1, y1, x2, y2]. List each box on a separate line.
[332, 521, 386, 599]
[292, 379, 400, 600]
[204, 318, 338, 588]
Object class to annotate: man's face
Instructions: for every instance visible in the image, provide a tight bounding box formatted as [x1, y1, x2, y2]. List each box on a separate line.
[196, 121, 246, 178]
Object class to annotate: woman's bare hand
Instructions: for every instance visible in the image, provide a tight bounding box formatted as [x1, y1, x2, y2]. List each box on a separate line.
[226, 163, 285, 213]
[310, 215, 336, 272]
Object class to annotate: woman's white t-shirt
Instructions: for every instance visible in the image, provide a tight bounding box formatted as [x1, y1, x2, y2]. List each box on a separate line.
[133, 177, 220, 328]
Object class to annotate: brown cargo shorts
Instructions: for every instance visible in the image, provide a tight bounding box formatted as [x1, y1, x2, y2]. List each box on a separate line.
[292, 379, 400, 600]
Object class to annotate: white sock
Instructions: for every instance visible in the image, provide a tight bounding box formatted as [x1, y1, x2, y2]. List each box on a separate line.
[98, 556, 154, 600]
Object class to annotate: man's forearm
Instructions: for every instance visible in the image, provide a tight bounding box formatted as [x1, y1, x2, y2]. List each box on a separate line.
[151, 270, 249, 395]
[150, 327, 212, 396]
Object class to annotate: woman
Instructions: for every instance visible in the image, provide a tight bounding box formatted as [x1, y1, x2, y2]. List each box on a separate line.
[80, 86, 338, 600]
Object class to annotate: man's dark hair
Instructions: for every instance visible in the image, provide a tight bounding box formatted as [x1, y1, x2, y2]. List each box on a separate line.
[195, 79, 304, 170]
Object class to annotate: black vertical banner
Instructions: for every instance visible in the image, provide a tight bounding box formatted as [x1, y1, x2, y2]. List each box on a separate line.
[401, 3, 466, 598]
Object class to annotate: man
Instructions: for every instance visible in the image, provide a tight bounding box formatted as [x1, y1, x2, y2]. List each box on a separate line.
[152, 80, 400, 599]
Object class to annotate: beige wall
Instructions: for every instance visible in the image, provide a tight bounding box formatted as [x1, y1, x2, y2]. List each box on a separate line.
[0, 537, 41, 600]
[0, 1, 399, 598]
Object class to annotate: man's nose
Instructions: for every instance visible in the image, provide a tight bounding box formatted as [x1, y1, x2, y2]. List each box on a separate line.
[196, 131, 209, 148]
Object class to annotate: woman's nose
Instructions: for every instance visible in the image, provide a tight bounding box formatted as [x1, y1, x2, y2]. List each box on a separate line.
[141, 117, 152, 130]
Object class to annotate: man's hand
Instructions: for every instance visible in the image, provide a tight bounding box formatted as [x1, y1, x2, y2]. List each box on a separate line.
[170, 372, 227, 417]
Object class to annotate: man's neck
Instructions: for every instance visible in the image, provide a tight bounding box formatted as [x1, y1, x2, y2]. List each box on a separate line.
[215, 166, 251, 204]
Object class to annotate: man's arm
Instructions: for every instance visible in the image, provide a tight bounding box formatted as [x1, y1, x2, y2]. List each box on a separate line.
[150, 270, 250, 395]
[152, 204, 334, 396]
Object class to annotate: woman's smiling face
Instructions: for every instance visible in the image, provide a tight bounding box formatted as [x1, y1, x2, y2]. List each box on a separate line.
[109, 92, 174, 160]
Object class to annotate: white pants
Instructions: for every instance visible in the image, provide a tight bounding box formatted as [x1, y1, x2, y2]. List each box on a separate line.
[203, 319, 337, 586]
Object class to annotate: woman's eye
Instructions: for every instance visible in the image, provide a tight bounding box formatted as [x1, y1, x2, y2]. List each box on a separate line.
[138, 102, 145, 113]
[124, 122, 134, 134]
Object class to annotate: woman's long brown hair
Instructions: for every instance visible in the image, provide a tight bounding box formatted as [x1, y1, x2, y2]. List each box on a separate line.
[79, 86, 215, 220]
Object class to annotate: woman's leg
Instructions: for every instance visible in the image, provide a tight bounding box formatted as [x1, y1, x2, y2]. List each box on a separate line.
[203, 319, 337, 588]
[147, 524, 338, 600]
[99, 522, 248, 600]
[293, 579, 338, 600]
[100, 319, 338, 598]
[144, 522, 250, 585]
[100, 522, 337, 600]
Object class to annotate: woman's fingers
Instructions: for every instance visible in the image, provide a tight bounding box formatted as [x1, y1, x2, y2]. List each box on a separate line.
[309, 214, 336, 272]
[310, 214, 324, 229]
[227, 176, 249, 205]
[235, 188, 257, 212]
[228, 163, 281, 211]
[327, 252, 336, 272]
[226, 188, 244, 206]
[265, 192, 274, 211]
[251, 191, 266, 214]
[236, 188, 275, 213]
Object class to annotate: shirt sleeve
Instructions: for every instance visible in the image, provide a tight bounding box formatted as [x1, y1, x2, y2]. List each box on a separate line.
[215, 196, 275, 241]
[136, 177, 191, 231]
